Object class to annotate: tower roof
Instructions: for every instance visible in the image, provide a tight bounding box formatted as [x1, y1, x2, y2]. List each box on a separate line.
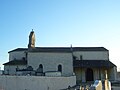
[28, 30, 35, 48]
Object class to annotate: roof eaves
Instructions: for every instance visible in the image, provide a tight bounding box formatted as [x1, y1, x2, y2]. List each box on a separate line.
[3, 60, 27, 65]
[73, 60, 115, 68]
[8, 48, 28, 53]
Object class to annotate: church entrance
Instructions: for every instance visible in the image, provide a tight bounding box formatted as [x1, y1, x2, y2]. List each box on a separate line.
[86, 68, 94, 81]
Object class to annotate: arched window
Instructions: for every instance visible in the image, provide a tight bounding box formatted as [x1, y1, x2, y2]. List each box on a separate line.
[37, 64, 43, 73]
[39, 64, 43, 69]
[58, 65, 62, 72]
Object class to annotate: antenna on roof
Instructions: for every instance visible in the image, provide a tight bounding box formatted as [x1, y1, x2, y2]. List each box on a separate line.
[70, 44, 73, 50]
[70, 44, 74, 60]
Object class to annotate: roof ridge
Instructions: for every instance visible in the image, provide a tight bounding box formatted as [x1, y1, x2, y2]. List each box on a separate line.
[8, 47, 108, 53]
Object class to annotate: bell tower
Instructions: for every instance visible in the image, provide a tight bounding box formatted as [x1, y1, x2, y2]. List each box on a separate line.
[28, 29, 35, 48]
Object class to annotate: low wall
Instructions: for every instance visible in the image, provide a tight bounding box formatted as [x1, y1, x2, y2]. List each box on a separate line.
[0, 75, 76, 90]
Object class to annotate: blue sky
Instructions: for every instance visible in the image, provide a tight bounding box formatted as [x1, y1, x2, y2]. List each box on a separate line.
[0, 0, 120, 70]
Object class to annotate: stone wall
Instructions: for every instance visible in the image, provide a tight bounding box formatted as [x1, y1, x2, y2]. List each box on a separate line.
[28, 52, 73, 76]
[73, 51, 109, 60]
[9, 51, 26, 61]
[0, 75, 76, 90]
[4, 65, 27, 75]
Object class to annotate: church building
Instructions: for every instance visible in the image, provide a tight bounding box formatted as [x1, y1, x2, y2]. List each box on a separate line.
[3, 30, 117, 83]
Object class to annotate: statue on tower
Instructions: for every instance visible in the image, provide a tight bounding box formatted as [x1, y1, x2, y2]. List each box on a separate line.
[28, 29, 35, 48]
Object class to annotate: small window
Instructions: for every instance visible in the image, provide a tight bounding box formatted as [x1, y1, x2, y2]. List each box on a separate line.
[22, 57, 25, 60]
[73, 56, 77, 60]
[16, 66, 19, 71]
[37, 64, 43, 73]
[58, 65, 62, 72]
[39, 64, 43, 68]
[7, 69, 9, 75]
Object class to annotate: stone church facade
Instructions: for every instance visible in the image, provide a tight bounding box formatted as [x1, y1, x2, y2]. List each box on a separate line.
[3, 30, 117, 83]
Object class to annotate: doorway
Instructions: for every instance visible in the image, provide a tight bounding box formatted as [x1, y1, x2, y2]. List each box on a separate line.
[86, 68, 94, 81]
